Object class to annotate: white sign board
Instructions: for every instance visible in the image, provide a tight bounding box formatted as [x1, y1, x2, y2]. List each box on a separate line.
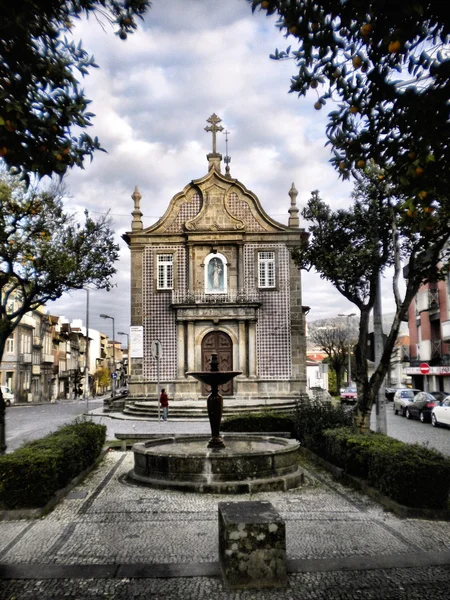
[129, 326, 144, 358]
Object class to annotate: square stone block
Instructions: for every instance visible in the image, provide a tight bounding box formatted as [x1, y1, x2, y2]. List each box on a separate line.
[218, 501, 287, 589]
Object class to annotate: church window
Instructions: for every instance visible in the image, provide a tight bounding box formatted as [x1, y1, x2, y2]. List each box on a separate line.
[157, 254, 173, 290]
[258, 251, 275, 288]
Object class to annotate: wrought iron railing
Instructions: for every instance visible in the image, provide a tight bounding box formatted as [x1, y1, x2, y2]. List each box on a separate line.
[171, 289, 260, 304]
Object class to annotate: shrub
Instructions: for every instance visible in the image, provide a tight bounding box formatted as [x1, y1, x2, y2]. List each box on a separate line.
[221, 411, 296, 435]
[0, 421, 106, 509]
[322, 428, 450, 509]
[293, 396, 354, 452]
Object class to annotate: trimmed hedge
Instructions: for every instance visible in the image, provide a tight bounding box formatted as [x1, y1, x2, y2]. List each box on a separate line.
[0, 421, 106, 509]
[321, 428, 450, 509]
[293, 396, 353, 452]
[221, 411, 296, 435]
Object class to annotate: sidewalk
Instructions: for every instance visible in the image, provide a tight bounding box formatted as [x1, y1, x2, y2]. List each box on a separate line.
[1, 422, 450, 599]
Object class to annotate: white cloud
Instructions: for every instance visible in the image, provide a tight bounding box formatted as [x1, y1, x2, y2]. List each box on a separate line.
[48, 1, 402, 338]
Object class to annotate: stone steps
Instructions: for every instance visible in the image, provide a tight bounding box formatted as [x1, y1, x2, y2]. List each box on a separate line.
[121, 398, 297, 420]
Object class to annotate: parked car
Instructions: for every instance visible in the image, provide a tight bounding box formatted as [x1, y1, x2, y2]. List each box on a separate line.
[392, 388, 420, 416]
[431, 396, 450, 427]
[341, 387, 357, 404]
[0, 385, 15, 407]
[405, 391, 442, 423]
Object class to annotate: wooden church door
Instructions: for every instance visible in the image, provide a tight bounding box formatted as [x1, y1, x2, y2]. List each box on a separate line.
[201, 331, 233, 396]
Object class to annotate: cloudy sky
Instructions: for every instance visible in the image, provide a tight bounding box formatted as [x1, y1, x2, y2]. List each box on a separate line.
[49, 0, 394, 343]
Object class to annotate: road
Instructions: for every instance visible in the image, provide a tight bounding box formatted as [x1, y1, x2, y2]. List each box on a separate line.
[4, 397, 106, 453]
[3, 399, 450, 456]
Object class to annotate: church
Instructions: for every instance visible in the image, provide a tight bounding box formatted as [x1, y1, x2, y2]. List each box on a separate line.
[123, 114, 309, 402]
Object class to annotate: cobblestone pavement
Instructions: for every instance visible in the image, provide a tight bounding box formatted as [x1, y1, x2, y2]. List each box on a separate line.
[1, 447, 450, 600]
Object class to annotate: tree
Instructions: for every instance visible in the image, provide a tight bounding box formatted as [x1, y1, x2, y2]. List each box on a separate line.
[309, 319, 356, 394]
[251, 0, 449, 204]
[94, 366, 111, 395]
[0, 169, 120, 451]
[294, 171, 450, 431]
[0, 0, 151, 182]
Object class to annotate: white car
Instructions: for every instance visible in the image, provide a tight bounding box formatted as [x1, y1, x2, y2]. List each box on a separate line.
[431, 396, 450, 427]
[0, 385, 15, 406]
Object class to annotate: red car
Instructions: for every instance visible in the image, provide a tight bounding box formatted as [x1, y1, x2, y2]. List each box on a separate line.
[341, 387, 357, 404]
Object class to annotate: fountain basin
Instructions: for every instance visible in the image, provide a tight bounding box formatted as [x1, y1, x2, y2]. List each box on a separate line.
[129, 434, 303, 494]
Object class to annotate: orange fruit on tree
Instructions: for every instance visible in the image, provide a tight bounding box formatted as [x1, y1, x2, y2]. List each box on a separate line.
[352, 56, 363, 69]
[360, 23, 373, 36]
[289, 25, 298, 34]
[349, 105, 359, 114]
[388, 40, 401, 53]
[0, 146, 7, 157]
[261, 1, 270, 8]
[310, 80, 318, 89]
[418, 190, 428, 200]
[415, 166, 424, 176]
[314, 101, 323, 110]
[357, 159, 366, 168]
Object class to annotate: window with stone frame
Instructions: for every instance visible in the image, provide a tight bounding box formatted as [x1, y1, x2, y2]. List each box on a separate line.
[258, 251, 276, 288]
[6, 335, 14, 354]
[157, 254, 173, 290]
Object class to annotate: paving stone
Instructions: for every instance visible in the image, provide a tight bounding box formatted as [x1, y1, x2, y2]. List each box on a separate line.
[1, 424, 450, 599]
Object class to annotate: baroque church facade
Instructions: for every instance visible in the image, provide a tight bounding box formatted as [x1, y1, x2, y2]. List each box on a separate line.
[124, 115, 309, 401]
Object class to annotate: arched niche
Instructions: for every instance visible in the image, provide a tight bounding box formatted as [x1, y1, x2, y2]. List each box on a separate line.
[204, 252, 228, 294]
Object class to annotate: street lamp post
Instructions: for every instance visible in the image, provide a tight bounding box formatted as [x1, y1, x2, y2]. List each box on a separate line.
[84, 288, 90, 413]
[339, 313, 356, 386]
[100, 314, 116, 399]
[117, 331, 129, 388]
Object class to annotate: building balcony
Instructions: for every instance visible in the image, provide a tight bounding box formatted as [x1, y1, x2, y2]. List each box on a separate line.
[416, 339, 441, 361]
[42, 353, 55, 363]
[19, 314, 35, 328]
[171, 289, 260, 305]
[32, 365, 41, 375]
[20, 353, 32, 363]
[442, 320, 450, 342]
[416, 289, 439, 314]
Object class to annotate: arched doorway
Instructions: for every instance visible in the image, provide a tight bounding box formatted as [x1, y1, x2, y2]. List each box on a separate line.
[201, 331, 233, 396]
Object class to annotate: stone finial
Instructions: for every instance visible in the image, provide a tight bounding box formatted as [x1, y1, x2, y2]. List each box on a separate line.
[288, 182, 300, 228]
[131, 185, 143, 231]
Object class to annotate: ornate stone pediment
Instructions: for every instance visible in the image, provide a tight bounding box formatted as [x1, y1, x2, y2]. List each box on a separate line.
[185, 186, 244, 232]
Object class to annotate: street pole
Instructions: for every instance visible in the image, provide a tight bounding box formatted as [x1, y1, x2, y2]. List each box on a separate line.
[339, 313, 356, 386]
[100, 314, 116, 399]
[374, 273, 387, 434]
[84, 288, 89, 413]
[112, 318, 116, 399]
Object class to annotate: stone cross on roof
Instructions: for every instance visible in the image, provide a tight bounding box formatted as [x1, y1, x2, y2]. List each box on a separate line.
[205, 113, 223, 154]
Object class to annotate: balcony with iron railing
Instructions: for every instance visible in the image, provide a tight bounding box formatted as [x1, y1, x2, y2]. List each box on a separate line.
[431, 339, 442, 358]
[416, 339, 442, 361]
[171, 289, 261, 305]
[416, 289, 440, 314]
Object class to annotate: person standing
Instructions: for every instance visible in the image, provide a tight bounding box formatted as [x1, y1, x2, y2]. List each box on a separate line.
[159, 388, 169, 421]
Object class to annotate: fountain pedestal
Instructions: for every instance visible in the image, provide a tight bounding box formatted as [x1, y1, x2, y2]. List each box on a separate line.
[186, 353, 241, 449]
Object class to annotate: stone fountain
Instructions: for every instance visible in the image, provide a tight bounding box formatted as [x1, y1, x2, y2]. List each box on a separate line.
[129, 353, 303, 493]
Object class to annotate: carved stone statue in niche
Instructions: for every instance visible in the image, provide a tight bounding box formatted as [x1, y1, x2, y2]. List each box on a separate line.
[208, 257, 224, 292]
